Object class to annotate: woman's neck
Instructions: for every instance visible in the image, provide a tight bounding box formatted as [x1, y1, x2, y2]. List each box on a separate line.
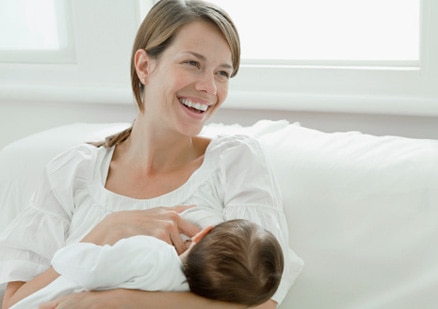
[116, 118, 201, 174]
[105, 116, 211, 199]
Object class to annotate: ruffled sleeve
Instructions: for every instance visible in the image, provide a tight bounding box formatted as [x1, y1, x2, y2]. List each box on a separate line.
[0, 144, 96, 284]
[218, 135, 304, 305]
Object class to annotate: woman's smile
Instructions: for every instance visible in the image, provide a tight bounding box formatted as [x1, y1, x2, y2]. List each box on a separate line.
[179, 98, 209, 113]
[178, 96, 214, 121]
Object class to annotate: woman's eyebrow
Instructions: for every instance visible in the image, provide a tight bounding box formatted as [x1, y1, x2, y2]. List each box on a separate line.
[183, 51, 233, 70]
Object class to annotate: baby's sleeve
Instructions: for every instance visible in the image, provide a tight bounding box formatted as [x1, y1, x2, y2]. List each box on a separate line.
[52, 235, 187, 291]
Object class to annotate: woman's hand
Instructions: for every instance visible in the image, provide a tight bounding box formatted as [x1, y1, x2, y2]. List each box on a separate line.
[81, 205, 200, 254]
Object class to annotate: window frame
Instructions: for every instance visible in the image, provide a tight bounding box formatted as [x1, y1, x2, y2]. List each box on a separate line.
[0, 0, 75, 64]
[0, 0, 437, 117]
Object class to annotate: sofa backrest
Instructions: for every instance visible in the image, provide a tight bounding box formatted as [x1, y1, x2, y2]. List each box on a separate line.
[1, 120, 438, 308]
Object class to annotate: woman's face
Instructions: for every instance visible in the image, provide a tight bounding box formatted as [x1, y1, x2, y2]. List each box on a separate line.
[138, 20, 233, 136]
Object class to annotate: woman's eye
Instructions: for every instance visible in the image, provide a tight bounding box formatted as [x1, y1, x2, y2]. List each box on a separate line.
[218, 71, 230, 79]
[186, 60, 200, 68]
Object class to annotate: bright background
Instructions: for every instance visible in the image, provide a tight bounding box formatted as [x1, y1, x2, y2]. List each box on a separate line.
[0, 0, 437, 149]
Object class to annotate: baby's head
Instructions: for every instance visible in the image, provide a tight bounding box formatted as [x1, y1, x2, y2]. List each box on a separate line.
[183, 219, 284, 306]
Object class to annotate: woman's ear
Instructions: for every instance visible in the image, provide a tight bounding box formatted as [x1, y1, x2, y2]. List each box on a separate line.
[192, 225, 214, 243]
[134, 49, 151, 85]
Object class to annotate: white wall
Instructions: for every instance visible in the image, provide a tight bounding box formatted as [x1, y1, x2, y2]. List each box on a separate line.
[1, 100, 437, 150]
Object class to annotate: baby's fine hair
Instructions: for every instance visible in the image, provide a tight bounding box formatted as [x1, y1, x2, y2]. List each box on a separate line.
[184, 219, 284, 306]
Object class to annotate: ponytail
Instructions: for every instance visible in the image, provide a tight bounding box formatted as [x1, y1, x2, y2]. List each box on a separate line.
[88, 126, 133, 148]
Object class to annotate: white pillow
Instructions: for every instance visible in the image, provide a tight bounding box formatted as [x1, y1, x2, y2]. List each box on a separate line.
[255, 124, 438, 308]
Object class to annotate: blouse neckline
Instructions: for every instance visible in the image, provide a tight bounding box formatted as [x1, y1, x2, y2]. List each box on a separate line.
[95, 138, 218, 203]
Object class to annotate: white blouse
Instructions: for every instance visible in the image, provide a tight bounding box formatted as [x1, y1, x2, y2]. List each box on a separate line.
[0, 134, 303, 304]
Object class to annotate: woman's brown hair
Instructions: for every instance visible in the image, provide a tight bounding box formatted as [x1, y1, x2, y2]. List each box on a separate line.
[93, 0, 240, 147]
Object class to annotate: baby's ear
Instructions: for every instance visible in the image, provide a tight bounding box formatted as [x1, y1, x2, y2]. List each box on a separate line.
[192, 225, 214, 243]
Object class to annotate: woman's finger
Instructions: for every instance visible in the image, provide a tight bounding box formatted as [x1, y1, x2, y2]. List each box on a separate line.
[176, 215, 200, 238]
[170, 231, 186, 254]
[38, 300, 57, 309]
[166, 205, 200, 237]
[168, 205, 195, 213]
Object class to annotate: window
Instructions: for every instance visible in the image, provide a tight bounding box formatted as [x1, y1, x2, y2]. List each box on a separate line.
[0, 1, 140, 105]
[211, 0, 420, 65]
[0, 0, 75, 63]
[139, 0, 157, 20]
[206, 0, 436, 116]
[1, 0, 437, 117]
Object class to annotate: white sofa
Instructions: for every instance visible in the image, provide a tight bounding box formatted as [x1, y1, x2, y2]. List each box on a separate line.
[1, 120, 438, 309]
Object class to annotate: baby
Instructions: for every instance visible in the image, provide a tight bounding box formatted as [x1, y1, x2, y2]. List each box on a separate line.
[11, 219, 284, 308]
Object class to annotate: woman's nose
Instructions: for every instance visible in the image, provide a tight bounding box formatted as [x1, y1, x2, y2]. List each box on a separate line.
[196, 72, 217, 96]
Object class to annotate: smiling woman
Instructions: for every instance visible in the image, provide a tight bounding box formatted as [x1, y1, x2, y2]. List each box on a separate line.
[0, 1, 303, 308]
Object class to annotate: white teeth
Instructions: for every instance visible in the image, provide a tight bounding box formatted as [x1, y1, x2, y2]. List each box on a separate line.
[180, 98, 208, 112]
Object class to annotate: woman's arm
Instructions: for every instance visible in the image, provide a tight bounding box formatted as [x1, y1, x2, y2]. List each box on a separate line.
[38, 290, 239, 309]
[39, 289, 276, 309]
[2, 267, 59, 308]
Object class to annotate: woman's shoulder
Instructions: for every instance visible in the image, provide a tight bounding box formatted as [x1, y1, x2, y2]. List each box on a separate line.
[201, 134, 267, 172]
[206, 134, 263, 157]
[45, 143, 110, 177]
